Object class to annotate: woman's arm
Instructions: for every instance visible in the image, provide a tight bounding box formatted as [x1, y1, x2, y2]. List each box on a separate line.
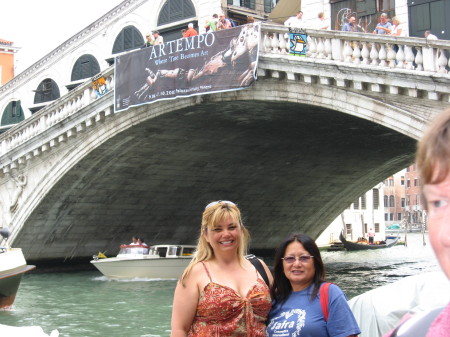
[170, 265, 201, 337]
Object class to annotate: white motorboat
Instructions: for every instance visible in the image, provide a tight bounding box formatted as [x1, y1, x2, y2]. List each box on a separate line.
[90, 244, 196, 279]
[0, 247, 36, 309]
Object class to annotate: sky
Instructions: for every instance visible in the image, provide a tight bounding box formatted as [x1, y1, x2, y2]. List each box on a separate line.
[1, 0, 124, 73]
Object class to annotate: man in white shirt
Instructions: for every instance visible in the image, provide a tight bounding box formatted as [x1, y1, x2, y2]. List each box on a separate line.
[284, 11, 305, 29]
[315, 12, 330, 30]
[424, 30, 438, 40]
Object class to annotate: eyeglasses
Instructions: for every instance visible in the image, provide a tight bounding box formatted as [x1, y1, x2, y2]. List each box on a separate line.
[282, 255, 314, 264]
[204, 200, 236, 210]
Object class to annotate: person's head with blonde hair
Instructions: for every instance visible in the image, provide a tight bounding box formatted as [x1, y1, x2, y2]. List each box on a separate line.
[417, 108, 450, 191]
[392, 16, 400, 25]
[179, 200, 250, 285]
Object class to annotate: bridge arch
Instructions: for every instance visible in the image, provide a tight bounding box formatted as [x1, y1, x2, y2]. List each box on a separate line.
[9, 78, 419, 260]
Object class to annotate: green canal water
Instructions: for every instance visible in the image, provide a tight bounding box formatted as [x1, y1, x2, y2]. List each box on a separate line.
[0, 233, 440, 337]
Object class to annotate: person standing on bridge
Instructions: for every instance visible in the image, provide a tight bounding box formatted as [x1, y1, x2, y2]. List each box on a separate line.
[266, 233, 360, 337]
[171, 200, 272, 336]
[284, 10, 305, 29]
[373, 13, 392, 35]
[383, 108, 450, 337]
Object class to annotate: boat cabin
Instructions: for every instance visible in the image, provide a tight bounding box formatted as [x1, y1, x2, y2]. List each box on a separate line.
[152, 245, 196, 258]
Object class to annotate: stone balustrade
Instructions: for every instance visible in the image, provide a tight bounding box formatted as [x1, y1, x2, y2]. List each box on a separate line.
[0, 67, 115, 171]
[260, 23, 450, 74]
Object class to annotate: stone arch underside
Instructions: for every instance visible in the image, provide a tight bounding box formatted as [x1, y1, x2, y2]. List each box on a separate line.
[12, 84, 419, 262]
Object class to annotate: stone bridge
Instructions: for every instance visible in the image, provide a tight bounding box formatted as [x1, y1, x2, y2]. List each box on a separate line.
[1, 25, 450, 262]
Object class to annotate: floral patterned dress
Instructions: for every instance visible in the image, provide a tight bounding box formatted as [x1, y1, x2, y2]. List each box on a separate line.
[188, 261, 271, 337]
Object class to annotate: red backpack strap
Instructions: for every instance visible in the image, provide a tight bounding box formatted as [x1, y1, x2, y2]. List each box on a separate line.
[320, 282, 331, 322]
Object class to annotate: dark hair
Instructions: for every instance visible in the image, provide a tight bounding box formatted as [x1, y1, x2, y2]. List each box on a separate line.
[270, 233, 325, 305]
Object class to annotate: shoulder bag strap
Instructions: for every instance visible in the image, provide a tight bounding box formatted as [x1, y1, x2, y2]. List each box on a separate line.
[320, 282, 331, 322]
[246, 254, 270, 287]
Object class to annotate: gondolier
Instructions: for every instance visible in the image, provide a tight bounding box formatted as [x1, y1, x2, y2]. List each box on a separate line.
[368, 228, 375, 244]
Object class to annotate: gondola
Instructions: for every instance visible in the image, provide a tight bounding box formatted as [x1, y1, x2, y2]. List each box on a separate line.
[339, 232, 399, 251]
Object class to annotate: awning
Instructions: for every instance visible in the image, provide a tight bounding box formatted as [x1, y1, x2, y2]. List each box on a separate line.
[268, 0, 301, 25]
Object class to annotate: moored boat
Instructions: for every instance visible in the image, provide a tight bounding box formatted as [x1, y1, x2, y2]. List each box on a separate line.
[0, 247, 36, 309]
[339, 232, 399, 251]
[90, 244, 196, 279]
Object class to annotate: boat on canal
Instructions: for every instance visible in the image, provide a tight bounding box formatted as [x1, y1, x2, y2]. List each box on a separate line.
[339, 232, 399, 251]
[90, 244, 196, 279]
[0, 227, 36, 309]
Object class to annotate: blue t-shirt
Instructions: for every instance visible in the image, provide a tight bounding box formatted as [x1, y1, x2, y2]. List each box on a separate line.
[374, 21, 392, 34]
[267, 284, 361, 337]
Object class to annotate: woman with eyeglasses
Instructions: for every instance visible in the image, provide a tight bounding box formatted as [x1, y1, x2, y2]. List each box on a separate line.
[267, 233, 360, 337]
[170, 200, 272, 337]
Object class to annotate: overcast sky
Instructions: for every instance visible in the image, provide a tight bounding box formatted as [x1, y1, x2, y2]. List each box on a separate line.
[1, 0, 124, 73]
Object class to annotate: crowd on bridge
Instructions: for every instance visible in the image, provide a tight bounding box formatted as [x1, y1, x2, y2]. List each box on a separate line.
[283, 10, 439, 40]
[142, 9, 440, 48]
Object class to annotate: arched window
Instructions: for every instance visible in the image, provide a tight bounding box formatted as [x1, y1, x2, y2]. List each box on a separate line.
[1, 100, 24, 126]
[33, 79, 60, 104]
[112, 26, 144, 54]
[384, 195, 388, 207]
[389, 195, 395, 208]
[71, 54, 101, 81]
[158, 0, 196, 26]
[157, 0, 196, 42]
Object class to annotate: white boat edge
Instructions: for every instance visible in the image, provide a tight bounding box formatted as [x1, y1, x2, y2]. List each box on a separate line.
[90, 244, 196, 279]
[0, 247, 36, 309]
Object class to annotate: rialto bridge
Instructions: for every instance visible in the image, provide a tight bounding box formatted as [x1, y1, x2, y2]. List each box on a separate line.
[1, 23, 450, 262]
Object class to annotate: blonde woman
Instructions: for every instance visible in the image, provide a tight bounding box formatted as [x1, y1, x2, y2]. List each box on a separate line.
[171, 200, 272, 336]
[390, 17, 406, 36]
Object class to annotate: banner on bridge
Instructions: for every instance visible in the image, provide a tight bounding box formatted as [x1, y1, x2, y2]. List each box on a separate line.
[114, 23, 260, 112]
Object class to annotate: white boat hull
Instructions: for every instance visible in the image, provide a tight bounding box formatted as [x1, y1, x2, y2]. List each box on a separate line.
[90, 256, 192, 279]
[0, 248, 36, 308]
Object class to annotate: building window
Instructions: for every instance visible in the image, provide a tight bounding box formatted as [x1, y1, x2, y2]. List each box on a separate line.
[390, 213, 394, 221]
[397, 213, 402, 220]
[1, 100, 24, 126]
[415, 194, 420, 205]
[33, 78, 60, 104]
[353, 199, 359, 209]
[401, 198, 405, 207]
[407, 179, 411, 188]
[406, 195, 410, 206]
[379, 0, 394, 11]
[401, 176, 404, 185]
[373, 188, 379, 209]
[361, 194, 366, 209]
[71, 54, 101, 81]
[385, 213, 388, 221]
[158, 0, 196, 26]
[374, 223, 380, 232]
[389, 195, 395, 207]
[384, 195, 388, 207]
[112, 25, 144, 54]
[264, 0, 274, 12]
[345, 223, 352, 235]
[414, 178, 418, 187]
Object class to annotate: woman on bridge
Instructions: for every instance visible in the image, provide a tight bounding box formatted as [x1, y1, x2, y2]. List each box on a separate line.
[171, 200, 272, 336]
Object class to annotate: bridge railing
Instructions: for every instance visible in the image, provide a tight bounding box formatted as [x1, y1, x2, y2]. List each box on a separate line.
[260, 23, 450, 74]
[0, 67, 115, 166]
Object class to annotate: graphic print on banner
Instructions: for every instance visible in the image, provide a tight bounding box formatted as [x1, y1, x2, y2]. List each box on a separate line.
[114, 23, 260, 112]
[288, 28, 307, 56]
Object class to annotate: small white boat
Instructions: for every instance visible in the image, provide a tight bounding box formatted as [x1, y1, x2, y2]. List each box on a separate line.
[90, 244, 196, 279]
[0, 247, 36, 309]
